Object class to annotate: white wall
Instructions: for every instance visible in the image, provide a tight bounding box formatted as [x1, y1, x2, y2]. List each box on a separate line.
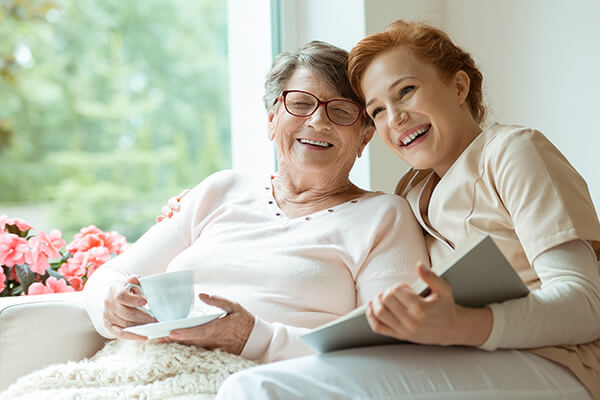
[280, 0, 367, 52]
[444, 0, 600, 209]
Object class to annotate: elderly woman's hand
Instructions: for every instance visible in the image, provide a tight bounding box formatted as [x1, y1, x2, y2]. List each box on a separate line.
[366, 263, 492, 347]
[156, 189, 190, 222]
[103, 276, 157, 340]
[167, 293, 255, 355]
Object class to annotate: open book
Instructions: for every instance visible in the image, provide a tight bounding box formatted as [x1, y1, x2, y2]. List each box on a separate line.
[301, 234, 530, 353]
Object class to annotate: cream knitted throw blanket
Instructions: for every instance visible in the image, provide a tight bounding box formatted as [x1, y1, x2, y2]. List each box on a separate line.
[1, 340, 256, 400]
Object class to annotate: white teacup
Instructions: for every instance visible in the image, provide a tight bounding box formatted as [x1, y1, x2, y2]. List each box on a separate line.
[126, 269, 195, 322]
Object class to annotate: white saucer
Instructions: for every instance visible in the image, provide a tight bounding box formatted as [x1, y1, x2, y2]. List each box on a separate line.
[123, 312, 226, 339]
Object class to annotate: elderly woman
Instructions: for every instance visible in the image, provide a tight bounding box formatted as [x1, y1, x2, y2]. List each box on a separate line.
[83, 40, 428, 364]
[214, 22, 600, 399]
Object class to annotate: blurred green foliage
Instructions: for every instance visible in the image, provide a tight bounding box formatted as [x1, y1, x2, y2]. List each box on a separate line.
[0, 0, 231, 241]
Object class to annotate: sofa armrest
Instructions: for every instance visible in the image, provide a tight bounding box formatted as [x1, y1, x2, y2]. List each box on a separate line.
[0, 292, 108, 391]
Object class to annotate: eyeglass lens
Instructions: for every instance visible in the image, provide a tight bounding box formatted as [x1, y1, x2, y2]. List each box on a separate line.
[284, 91, 360, 126]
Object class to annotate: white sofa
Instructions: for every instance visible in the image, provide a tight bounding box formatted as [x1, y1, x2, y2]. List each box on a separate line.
[2, 293, 592, 399]
[0, 292, 107, 391]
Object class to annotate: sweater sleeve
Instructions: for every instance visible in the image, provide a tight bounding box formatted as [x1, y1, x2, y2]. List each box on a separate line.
[83, 176, 219, 338]
[83, 221, 190, 338]
[355, 199, 429, 305]
[480, 239, 600, 350]
[489, 127, 600, 263]
[241, 317, 314, 363]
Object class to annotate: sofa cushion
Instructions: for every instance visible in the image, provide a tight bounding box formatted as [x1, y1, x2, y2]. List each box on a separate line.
[0, 292, 107, 391]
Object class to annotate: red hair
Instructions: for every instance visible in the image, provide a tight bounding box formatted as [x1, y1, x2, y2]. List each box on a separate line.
[348, 20, 485, 123]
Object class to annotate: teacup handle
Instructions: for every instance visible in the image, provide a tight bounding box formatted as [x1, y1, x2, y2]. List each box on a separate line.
[125, 283, 155, 319]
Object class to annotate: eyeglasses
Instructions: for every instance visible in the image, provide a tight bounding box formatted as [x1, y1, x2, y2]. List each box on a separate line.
[277, 90, 362, 126]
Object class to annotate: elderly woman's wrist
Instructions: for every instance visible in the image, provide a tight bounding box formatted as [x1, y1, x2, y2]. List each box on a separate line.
[235, 313, 256, 355]
[218, 310, 256, 355]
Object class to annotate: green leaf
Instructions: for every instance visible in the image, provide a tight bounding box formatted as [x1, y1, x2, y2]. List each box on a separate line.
[3, 225, 31, 238]
[49, 255, 68, 271]
[47, 268, 70, 285]
[15, 264, 39, 294]
[8, 284, 23, 296]
[6, 225, 19, 235]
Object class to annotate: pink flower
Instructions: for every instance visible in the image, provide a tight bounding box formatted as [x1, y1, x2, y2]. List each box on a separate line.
[58, 256, 87, 281]
[74, 225, 104, 239]
[67, 276, 83, 291]
[64, 246, 111, 282]
[86, 246, 110, 267]
[26, 282, 50, 295]
[32, 230, 65, 260]
[28, 277, 74, 295]
[25, 229, 65, 275]
[0, 268, 6, 292]
[0, 233, 30, 267]
[66, 226, 103, 254]
[1, 220, 125, 296]
[25, 250, 50, 275]
[47, 277, 74, 293]
[70, 234, 103, 253]
[102, 231, 127, 255]
[0, 215, 33, 234]
[66, 225, 126, 255]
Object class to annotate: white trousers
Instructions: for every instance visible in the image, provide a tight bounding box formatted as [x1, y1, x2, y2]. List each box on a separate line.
[216, 345, 592, 399]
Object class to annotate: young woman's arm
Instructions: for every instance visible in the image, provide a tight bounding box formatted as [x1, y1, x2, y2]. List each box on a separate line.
[482, 239, 600, 350]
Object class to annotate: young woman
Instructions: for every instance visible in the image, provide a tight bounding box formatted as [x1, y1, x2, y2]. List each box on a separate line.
[215, 21, 600, 399]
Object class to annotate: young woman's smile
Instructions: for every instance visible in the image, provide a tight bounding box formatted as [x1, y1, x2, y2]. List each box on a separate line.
[361, 46, 479, 176]
[398, 123, 431, 147]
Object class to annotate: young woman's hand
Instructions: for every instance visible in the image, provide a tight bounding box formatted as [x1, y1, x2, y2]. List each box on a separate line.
[166, 293, 255, 355]
[366, 263, 493, 346]
[103, 276, 157, 340]
[156, 189, 190, 222]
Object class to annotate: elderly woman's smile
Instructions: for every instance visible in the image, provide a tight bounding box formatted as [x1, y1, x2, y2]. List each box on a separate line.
[297, 138, 333, 149]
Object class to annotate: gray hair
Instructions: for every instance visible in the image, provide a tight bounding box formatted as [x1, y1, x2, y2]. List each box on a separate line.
[263, 41, 361, 111]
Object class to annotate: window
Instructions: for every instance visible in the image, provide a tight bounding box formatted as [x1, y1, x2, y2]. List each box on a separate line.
[0, 0, 230, 241]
